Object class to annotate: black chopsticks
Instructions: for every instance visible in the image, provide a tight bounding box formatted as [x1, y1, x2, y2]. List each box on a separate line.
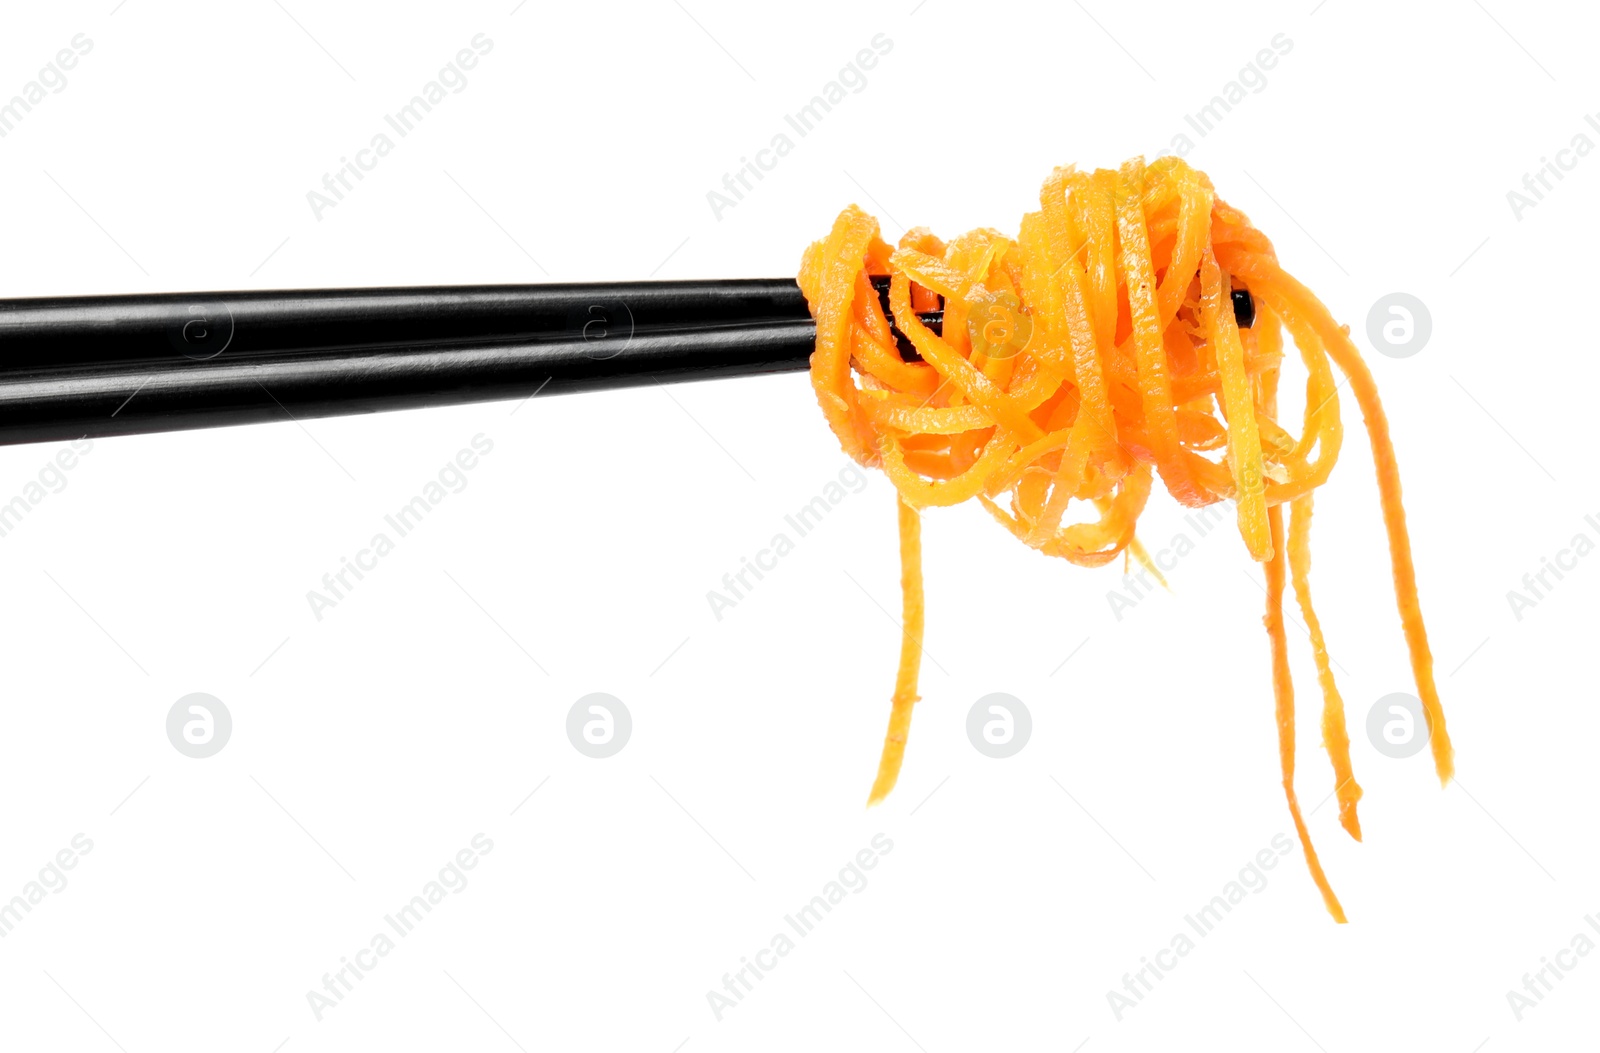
[0, 278, 940, 446]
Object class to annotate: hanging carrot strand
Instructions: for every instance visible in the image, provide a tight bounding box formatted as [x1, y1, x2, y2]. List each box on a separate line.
[867, 496, 925, 806]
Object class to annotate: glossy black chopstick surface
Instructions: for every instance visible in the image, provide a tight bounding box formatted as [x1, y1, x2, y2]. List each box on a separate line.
[0, 321, 822, 446]
[0, 278, 942, 445]
[0, 279, 813, 368]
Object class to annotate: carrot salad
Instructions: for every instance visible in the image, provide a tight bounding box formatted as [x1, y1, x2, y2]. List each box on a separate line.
[798, 156, 1452, 921]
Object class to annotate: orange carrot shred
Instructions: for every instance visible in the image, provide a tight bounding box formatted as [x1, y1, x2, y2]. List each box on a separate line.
[1265, 506, 1347, 923]
[1288, 493, 1364, 841]
[867, 495, 924, 805]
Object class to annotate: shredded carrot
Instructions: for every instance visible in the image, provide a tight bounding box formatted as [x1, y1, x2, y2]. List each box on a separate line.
[1264, 505, 1346, 923]
[799, 157, 1450, 921]
[1288, 493, 1364, 841]
[867, 496, 924, 805]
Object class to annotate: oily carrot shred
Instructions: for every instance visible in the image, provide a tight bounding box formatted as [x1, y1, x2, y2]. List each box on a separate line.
[866, 496, 924, 806]
[1264, 505, 1346, 923]
[798, 157, 1450, 921]
[1289, 493, 1364, 841]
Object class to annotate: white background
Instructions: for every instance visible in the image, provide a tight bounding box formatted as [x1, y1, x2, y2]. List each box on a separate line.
[0, 1, 1594, 1050]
